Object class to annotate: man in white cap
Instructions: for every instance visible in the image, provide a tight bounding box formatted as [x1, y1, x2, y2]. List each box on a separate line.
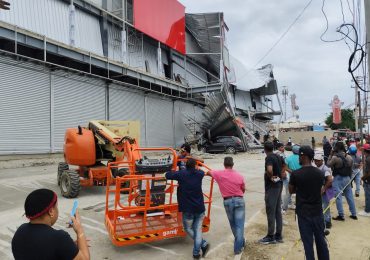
[314, 153, 333, 228]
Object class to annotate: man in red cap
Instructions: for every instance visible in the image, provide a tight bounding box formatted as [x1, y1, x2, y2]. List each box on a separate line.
[12, 188, 90, 260]
[359, 144, 370, 217]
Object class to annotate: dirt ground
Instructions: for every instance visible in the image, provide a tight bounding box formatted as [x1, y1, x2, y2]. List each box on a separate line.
[1, 151, 370, 259]
[241, 192, 370, 260]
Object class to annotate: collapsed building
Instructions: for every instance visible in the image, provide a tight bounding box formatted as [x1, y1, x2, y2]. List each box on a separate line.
[0, 0, 281, 154]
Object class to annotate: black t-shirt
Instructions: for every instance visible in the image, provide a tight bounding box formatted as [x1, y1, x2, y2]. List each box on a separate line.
[12, 223, 79, 260]
[264, 153, 284, 190]
[289, 166, 325, 217]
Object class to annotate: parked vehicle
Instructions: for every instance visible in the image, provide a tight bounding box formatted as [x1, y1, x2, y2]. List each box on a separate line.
[199, 136, 244, 154]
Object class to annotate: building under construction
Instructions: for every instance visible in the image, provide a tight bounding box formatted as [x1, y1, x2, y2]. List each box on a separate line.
[0, 0, 281, 154]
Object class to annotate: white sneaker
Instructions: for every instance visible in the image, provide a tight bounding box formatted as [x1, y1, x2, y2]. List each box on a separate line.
[281, 209, 286, 215]
[358, 211, 370, 217]
[288, 204, 296, 210]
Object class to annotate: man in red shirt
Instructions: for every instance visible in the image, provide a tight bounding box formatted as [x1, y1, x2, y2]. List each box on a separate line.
[209, 157, 246, 255]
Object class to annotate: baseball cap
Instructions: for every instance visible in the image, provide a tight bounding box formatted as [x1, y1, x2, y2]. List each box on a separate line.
[314, 153, 324, 161]
[299, 146, 314, 160]
[292, 145, 300, 154]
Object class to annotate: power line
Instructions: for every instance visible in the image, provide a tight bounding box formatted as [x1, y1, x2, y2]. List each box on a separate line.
[251, 0, 314, 68]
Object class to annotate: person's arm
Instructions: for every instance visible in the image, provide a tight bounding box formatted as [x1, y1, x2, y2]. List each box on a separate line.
[0, 0, 10, 10]
[323, 175, 333, 191]
[289, 172, 296, 194]
[266, 165, 273, 178]
[72, 210, 90, 260]
[241, 179, 246, 193]
[165, 170, 181, 180]
[326, 152, 337, 168]
[187, 155, 204, 163]
[362, 157, 370, 180]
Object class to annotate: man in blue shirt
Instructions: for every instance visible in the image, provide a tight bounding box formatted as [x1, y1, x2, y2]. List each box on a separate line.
[282, 145, 301, 211]
[166, 158, 209, 259]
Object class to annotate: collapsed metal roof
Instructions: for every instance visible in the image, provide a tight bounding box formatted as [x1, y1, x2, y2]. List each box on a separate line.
[185, 13, 223, 75]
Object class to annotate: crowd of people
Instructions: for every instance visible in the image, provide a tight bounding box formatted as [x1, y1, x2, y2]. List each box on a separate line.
[11, 139, 370, 260]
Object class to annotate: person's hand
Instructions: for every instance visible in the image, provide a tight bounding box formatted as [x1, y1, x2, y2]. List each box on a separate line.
[69, 209, 84, 236]
[0, 1, 10, 10]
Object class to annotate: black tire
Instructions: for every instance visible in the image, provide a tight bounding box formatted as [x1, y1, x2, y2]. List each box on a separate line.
[60, 170, 81, 198]
[225, 146, 236, 154]
[57, 162, 69, 186]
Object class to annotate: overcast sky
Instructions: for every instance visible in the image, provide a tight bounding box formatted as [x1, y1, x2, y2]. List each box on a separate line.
[179, 0, 367, 123]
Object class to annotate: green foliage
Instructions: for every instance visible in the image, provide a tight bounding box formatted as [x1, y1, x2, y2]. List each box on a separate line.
[325, 109, 355, 131]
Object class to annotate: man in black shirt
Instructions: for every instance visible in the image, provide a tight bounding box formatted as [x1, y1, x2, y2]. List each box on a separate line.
[289, 146, 329, 260]
[259, 142, 284, 244]
[12, 188, 90, 260]
[166, 158, 209, 259]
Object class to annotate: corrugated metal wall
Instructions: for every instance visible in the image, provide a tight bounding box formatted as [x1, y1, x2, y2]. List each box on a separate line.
[172, 55, 207, 86]
[0, 0, 103, 55]
[235, 90, 252, 111]
[53, 74, 106, 151]
[146, 96, 174, 147]
[0, 62, 51, 154]
[174, 101, 196, 146]
[0, 56, 198, 154]
[108, 85, 146, 146]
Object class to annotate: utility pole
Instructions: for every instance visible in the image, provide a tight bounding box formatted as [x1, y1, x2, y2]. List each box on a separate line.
[359, 91, 363, 145]
[365, 0, 370, 81]
[355, 83, 359, 132]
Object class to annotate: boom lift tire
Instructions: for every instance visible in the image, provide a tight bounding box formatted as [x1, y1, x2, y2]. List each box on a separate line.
[60, 170, 81, 198]
[57, 162, 69, 186]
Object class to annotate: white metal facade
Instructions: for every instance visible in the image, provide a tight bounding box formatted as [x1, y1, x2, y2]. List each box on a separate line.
[0, 61, 51, 154]
[0, 56, 198, 154]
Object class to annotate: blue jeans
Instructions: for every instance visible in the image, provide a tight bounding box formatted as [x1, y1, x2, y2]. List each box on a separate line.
[322, 193, 331, 224]
[352, 169, 361, 195]
[224, 197, 246, 254]
[364, 183, 370, 213]
[332, 175, 356, 217]
[297, 214, 330, 260]
[282, 176, 292, 210]
[182, 212, 208, 256]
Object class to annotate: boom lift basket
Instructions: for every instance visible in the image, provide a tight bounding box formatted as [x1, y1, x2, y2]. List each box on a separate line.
[104, 148, 214, 246]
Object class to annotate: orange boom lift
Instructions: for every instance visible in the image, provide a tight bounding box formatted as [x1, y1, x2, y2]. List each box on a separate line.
[58, 120, 141, 198]
[59, 120, 214, 245]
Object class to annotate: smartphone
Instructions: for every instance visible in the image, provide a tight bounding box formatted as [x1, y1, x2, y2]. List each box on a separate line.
[69, 200, 78, 224]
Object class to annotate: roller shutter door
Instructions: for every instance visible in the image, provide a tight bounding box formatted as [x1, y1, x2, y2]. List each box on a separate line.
[108, 86, 146, 146]
[174, 101, 196, 147]
[147, 96, 174, 147]
[53, 75, 106, 151]
[0, 62, 50, 154]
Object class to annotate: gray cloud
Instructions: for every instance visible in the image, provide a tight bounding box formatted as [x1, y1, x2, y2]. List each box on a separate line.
[180, 0, 365, 123]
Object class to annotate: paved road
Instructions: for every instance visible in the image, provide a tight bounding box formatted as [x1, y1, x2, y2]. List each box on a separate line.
[0, 153, 266, 259]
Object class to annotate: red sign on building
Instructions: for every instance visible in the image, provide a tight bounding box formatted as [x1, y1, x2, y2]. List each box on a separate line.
[133, 0, 186, 54]
[331, 95, 343, 124]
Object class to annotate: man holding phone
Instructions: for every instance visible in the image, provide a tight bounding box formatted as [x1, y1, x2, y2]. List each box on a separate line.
[12, 188, 90, 260]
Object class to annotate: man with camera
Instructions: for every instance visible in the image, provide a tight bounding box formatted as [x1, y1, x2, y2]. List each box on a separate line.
[327, 142, 357, 221]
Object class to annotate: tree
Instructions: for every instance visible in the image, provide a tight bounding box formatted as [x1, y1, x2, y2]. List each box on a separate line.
[325, 109, 355, 131]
